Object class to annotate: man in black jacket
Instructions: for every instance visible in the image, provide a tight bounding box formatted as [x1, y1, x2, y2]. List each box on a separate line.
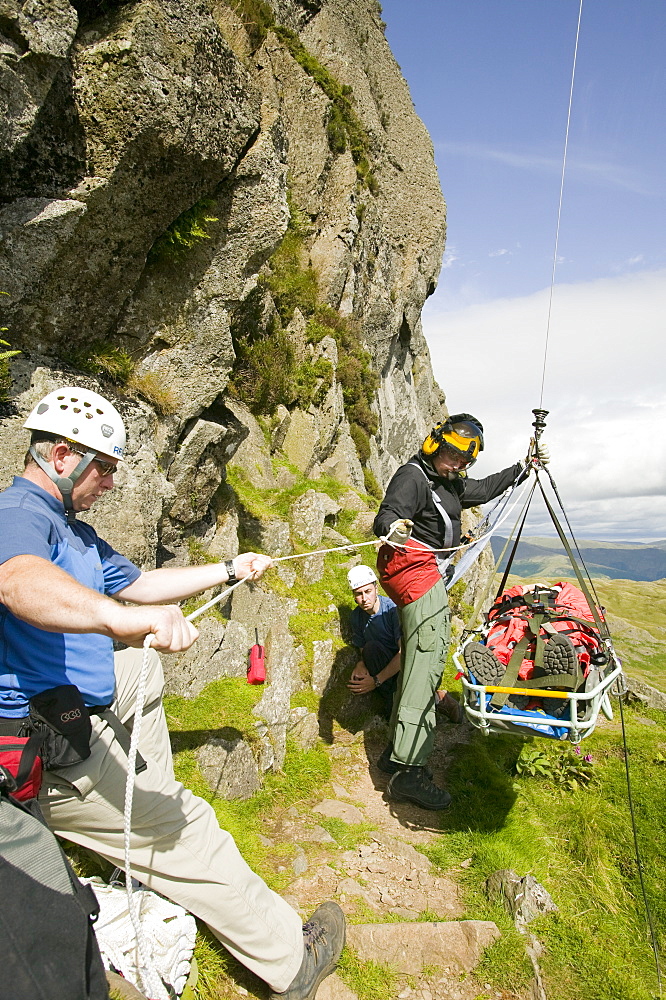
[373, 413, 530, 810]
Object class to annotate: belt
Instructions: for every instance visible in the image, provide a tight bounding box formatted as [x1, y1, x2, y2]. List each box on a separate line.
[0, 708, 146, 774]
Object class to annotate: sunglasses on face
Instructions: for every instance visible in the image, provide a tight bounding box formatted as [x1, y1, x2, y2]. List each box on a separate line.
[69, 447, 117, 477]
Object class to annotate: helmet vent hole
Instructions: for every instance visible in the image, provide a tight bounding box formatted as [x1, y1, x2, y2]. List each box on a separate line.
[85, 412, 93, 419]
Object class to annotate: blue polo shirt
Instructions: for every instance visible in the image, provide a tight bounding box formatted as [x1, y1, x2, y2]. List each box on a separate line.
[0, 477, 141, 717]
[351, 594, 401, 656]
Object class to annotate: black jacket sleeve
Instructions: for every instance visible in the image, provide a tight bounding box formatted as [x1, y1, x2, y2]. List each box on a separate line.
[373, 461, 429, 538]
[461, 462, 526, 507]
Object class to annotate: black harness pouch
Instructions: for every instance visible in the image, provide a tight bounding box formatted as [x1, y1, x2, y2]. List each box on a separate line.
[24, 685, 92, 770]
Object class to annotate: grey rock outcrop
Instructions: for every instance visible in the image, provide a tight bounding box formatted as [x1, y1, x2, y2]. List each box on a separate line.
[485, 870, 558, 928]
[291, 489, 341, 546]
[346, 920, 501, 976]
[486, 870, 557, 1000]
[1, 0, 447, 485]
[624, 675, 666, 712]
[197, 735, 261, 800]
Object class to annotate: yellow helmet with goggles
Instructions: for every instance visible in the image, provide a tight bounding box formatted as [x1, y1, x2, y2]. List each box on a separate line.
[422, 412, 484, 467]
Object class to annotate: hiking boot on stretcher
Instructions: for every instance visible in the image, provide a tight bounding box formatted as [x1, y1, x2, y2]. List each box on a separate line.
[463, 642, 504, 685]
[541, 634, 578, 717]
[542, 633, 578, 676]
[463, 642, 528, 710]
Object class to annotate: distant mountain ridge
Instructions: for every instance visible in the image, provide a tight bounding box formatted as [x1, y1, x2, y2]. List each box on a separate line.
[491, 536, 666, 582]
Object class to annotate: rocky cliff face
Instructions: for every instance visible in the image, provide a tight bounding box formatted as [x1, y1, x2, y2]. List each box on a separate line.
[0, 0, 489, 776]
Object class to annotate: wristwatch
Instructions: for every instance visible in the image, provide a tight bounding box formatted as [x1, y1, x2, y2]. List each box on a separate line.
[224, 559, 240, 584]
[373, 675, 383, 689]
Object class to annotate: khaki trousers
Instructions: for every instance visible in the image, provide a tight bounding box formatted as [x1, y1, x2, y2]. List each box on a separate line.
[390, 579, 451, 766]
[39, 647, 303, 993]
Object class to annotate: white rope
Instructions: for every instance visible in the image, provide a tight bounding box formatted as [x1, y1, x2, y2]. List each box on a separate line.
[269, 472, 530, 562]
[538, 0, 583, 408]
[122, 634, 169, 1000]
[121, 578, 253, 998]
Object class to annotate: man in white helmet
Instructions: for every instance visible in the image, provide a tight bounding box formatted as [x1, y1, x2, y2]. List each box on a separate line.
[346, 565, 401, 716]
[0, 387, 345, 1000]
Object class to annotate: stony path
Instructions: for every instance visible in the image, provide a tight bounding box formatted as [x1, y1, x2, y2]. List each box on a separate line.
[253, 715, 529, 1000]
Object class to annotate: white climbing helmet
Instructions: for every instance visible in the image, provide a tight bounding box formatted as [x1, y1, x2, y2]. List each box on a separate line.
[347, 565, 378, 590]
[24, 386, 126, 460]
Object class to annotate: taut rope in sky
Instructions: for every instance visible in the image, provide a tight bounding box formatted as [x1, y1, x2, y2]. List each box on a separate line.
[538, 0, 584, 409]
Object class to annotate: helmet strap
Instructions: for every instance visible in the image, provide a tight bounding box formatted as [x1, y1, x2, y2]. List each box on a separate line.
[29, 445, 97, 522]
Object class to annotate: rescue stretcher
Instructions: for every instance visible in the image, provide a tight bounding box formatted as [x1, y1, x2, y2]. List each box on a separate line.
[454, 633, 625, 744]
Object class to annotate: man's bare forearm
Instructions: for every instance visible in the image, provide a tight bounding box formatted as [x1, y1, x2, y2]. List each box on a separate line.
[0, 554, 198, 651]
[118, 562, 232, 604]
[116, 552, 273, 605]
[0, 555, 120, 634]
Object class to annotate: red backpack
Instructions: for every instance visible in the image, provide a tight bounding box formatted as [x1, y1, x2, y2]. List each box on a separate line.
[485, 581, 603, 681]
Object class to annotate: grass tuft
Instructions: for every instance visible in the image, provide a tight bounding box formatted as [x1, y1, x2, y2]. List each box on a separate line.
[338, 948, 398, 1000]
[64, 340, 135, 385]
[148, 198, 219, 264]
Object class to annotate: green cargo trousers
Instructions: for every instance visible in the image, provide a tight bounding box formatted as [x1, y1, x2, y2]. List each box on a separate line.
[390, 578, 451, 767]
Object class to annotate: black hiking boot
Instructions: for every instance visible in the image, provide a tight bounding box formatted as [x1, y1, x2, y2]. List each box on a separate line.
[542, 633, 578, 675]
[386, 766, 452, 811]
[377, 744, 432, 779]
[463, 642, 504, 685]
[270, 902, 346, 1000]
[542, 634, 578, 717]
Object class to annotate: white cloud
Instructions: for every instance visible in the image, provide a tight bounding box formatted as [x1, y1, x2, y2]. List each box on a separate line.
[440, 247, 460, 269]
[489, 248, 511, 257]
[433, 141, 654, 195]
[611, 253, 645, 272]
[423, 268, 666, 541]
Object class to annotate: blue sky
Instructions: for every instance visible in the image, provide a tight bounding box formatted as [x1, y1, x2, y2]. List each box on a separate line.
[381, 0, 666, 542]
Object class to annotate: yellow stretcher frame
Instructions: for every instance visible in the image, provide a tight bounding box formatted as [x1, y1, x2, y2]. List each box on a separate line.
[454, 641, 626, 745]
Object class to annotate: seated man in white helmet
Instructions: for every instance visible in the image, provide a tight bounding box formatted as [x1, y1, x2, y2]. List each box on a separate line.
[346, 565, 401, 717]
[0, 386, 344, 1000]
[346, 565, 464, 725]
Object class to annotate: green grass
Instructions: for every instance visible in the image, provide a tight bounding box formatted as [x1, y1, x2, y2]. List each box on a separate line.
[421, 704, 666, 1000]
[162, 674, 334, 999]
[148, 197, 219, 263]
[165, 676, 333, 891]
[63, 340, 135, 385]
[317, 816, 376, 850]
[225, 460, 354, 525]
[592, 579, 666, 636]
[0, 294, 20, 402]
[338, 948, 399, 1000]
